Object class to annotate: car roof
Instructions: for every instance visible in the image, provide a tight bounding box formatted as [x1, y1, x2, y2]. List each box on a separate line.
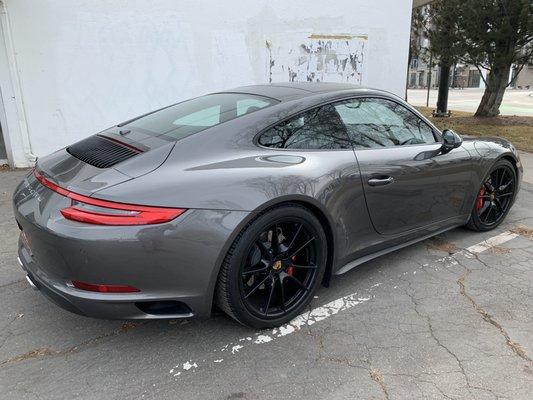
[220, 82, 378, 101]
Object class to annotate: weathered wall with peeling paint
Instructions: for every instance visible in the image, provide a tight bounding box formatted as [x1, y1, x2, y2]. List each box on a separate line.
[0, 0, 412, 166]
[267, 34, 368, 84]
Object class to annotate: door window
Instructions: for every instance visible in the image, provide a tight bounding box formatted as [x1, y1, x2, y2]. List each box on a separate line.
[334, 98, 436, 148]
[258, 104, 351, 150]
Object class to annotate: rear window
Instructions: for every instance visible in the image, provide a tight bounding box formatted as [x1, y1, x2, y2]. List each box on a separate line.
[124, 93, 278, 140]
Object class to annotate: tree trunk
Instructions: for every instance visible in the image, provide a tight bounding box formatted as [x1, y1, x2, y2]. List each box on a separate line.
[435, 64, 451, 116]
[475, 66, 510, 117]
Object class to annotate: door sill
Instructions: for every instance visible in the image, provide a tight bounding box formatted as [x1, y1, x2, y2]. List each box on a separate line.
[335, 224, 462, 275]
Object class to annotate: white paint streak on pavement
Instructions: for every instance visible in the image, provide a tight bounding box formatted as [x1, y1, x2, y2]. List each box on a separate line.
[465, 231, 519, 254]
[170, 293, 373, 377]
[230, 345, 243, 354]
[170, 230, 519, 378]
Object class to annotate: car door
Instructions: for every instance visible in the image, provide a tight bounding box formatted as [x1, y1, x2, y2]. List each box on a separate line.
[333, 97, 473, 236]
[257, 102, 377, 263]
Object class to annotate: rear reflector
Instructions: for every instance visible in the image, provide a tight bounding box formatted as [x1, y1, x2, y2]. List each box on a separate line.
[71, 280, 140, 293]
[34, 169, 186, 225]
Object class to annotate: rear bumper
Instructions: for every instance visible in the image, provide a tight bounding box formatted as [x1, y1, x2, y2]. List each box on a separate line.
[13, 173, 250, 319]
[18, 246, 195, 319]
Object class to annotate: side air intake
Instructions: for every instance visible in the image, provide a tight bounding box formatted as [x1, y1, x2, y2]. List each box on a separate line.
[67, 135, 142, 168]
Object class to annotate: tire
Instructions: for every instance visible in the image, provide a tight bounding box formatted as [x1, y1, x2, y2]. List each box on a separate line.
[215, 204, 327, 328]
[465, 159, 517, 232]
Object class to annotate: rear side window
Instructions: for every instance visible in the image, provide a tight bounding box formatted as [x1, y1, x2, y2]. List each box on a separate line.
[124, 93, 278, 140]
[172, 105, 221, 127]
[258, 104, 352, 150]
[236, 98, 272, 116]
[334, 98, 436, 148]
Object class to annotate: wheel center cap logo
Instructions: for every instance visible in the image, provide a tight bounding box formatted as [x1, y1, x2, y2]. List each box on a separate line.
[273, 260, 282, 270]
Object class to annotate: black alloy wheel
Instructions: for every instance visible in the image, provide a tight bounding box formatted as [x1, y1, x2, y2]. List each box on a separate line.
[240, 219, 319, 318]
[216, 205, 327, 328]
[466, 159, 517, 231]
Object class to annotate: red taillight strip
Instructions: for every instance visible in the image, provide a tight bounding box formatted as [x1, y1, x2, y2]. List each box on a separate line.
[34, 169, 70, 197]
[70, 280, 140, 293]
[34, 169, 186, 225]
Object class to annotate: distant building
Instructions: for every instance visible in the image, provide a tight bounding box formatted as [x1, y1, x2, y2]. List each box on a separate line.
[408, 62, 484, 90]
[408, 58, 439, 89]
[512, 64, 533, 89]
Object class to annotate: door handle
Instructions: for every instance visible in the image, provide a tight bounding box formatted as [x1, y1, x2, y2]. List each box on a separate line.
[368, 176, 394, 186]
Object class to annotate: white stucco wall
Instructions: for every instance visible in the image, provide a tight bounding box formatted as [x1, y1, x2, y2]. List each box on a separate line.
[0, 0, 412, 166]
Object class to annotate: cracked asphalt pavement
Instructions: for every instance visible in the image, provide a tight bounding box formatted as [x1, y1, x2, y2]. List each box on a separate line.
[0, 169, 532, 399]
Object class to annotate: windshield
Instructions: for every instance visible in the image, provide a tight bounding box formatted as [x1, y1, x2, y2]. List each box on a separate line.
[123, 93, 278, 141]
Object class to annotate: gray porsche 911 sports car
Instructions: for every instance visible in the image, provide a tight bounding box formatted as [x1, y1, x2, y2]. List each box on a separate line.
[13, 82, 522, 328]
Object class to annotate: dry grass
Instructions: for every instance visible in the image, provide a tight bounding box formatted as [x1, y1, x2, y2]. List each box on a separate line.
[427, 236, 458, 254]
[510, 225, 533, 238]
[490, 246, 512, 254]
[369, 367, 389, 399]
[416, 107, 533, 153]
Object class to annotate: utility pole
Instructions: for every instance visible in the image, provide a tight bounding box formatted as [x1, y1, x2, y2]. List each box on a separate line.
[405, 57, 411, 101]
[426, 51, 433, 107]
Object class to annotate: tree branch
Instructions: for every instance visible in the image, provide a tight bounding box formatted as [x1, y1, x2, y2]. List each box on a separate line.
[507, 61, 528, 87]
[473, 63, 489, 87]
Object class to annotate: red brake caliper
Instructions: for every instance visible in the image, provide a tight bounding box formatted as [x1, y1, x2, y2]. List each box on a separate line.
[287, 256, 296, 276]
[475, 186, 485, 211]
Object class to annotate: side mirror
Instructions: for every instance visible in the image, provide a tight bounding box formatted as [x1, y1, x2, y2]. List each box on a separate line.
[441, 129, 463, 153]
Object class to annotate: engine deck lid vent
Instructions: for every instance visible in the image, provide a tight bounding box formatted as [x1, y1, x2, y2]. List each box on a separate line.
[67, 134, 144, 168]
